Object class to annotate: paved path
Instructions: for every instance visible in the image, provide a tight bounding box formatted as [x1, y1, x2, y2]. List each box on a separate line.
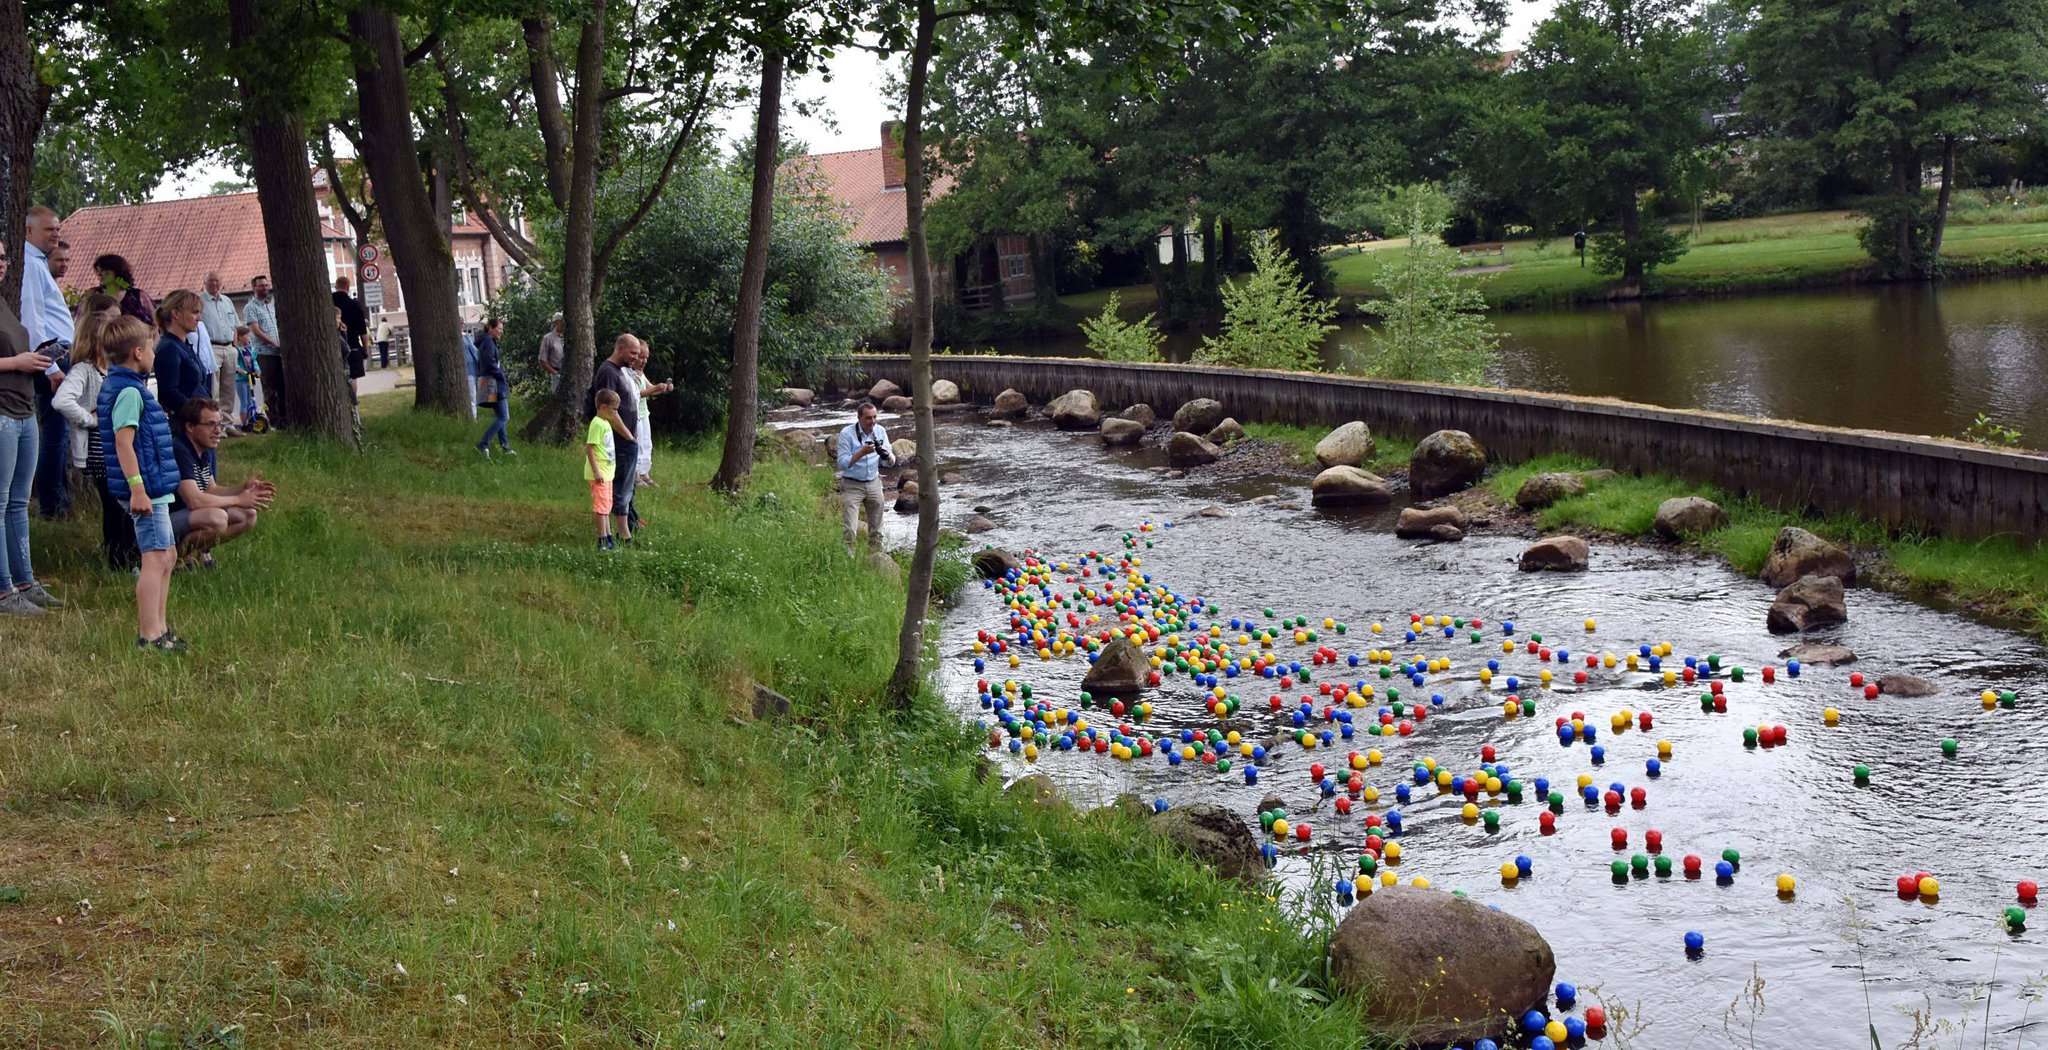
[359, 366, 413, 397]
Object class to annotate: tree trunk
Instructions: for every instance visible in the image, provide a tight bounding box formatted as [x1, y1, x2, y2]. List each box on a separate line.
[348, 5, 467, 414]
[522, 5, 606, 444]
[230, 0, 354, 444]
[885, 0, 942, 708]
[1168, 220, 1189, 307]
[1032, 232, 1060, 309]
[710, 49, 782, 494]
[1892, 143, 1921, 278]
[1199, 214, 1219, 305]
[1219, 217, 1236, 277]
[0, 0, 49, 309]
[1278, 188, 1327, 296]
[1929, 135, 1956, 269]
[1618, 189, 1645, 294]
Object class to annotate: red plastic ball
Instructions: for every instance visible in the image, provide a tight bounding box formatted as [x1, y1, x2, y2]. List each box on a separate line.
[1575, 671, 1589, 685]
[1586, 1006, 1608, 1028]
[1335, 797, 1353, 815]
[2020, 881, 2040, 903]
[1295, 823, 1311, 841]
[1630, 786, 1647, 805]
[1864, 684, 1880, 700]
[1762, 666, 1776, 683]
[1539, 811, 1557, 833]
[1683, 854, 1703, 874]
[1638, 712, 1654, 730]
[1645, 829, 1664, 853]
[1610, 828, 1628, 848]
[1850, 672, 1865, 687]
[1481, 745, 1498, 762]
[1897, 874, 1919, 896]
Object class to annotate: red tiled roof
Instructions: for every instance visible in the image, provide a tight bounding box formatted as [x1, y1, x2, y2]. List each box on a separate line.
[58, 192, 350, 298]
[785, 147, 954, 247]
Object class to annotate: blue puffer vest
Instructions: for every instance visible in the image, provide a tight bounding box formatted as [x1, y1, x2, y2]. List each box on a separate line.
[97, 366, 181, 501]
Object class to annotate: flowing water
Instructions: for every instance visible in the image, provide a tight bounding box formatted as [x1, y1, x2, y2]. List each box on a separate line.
[816, 409, 2048, 1047]
[1007, 275, 2048, 442]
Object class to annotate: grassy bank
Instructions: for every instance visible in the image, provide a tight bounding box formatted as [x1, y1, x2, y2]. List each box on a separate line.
[2, 398, 1373, 1047]
[1239, 423, 1416, 477]
[1484, 455, 2048, 636]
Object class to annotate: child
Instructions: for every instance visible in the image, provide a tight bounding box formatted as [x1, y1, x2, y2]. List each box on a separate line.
[586, 389, 625, 550]
[232, 326, 259, 427]
[97, 316, 185, 652]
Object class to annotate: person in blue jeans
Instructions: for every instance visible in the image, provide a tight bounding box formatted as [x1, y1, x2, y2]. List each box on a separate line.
[1, 259, 66, 616]
[473, 318, 513, 458]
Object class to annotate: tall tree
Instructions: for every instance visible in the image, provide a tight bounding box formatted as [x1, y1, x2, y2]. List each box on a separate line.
[347, 5, 469, 414]
[0, 0, 49, 308]
[1744, 0, 2048, 277]
[708, 49, 783, 492]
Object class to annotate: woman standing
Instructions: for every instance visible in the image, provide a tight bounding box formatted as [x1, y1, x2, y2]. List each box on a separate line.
[54, 295, 136, 571]
[473, 318, 512, 457]
[94, 254, 156, 326]
[1, 255, 64, 615]
[627, 338, 672, 488]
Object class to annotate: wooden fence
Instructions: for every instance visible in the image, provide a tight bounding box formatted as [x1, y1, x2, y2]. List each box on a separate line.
[831, 354, 2048, 540]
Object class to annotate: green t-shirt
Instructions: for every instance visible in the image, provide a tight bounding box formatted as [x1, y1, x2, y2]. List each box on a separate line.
[584, 416, 616, 482]
[112, 386, 175, 506]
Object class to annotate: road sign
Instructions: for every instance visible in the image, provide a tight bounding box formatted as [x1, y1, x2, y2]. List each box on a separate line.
[357, 243, 379, 264]
[362, 263, 382, 283]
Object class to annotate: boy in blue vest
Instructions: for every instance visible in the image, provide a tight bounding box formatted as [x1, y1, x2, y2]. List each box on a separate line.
[97, 316, 186, 652]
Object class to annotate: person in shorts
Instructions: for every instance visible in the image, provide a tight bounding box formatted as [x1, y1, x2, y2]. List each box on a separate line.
[585, 389, 625, 550]
[97, 316, 185, 652]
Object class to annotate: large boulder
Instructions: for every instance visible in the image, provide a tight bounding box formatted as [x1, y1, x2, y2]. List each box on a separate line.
[1409, 429, 1488, 499]
[1515, 472, 1585, 510]
[1395, 505, 1468, 538]
[1329, 886, 1556, 1047]
[1207, 417, 1246, 445]
[1519, 535, 1590, 572]
[1761, 527, 1855, 588]
[1172, 398, 1226, 435]
[1311, 466, 1394, 508]
[1049, 389, 1102, 430]
[1655, 496, 1728, 538]
[1779, 642, 1856, 665]
[762, 427, 829, 466]
[964, 513, 996, 534]
[1008, 773, 1067, 810]
[931, 379, 960, 405]
[1100, 417, 1146, 446]
[1151, 803, 1262, 884]
[1118, 403, 1157, 427]
[971, 548, 1022, 580]
[1767, 574, 1848, 634]
[1081, 635, 1150, 694]
[881, 394, 913, 412]
[1314, 421, 1375, 468]
[893, 480, 920, 513]
[1880, 674, 1939, 697]
[1167, 432, 1223, 467]
[1428, 524, 1466, 542]
[889, 438, 919, 468]
[867, 378, 902, 402]
[776, 387, 815, 408]
[991, 388, 1029, 420]
[866, 551, 900, 582]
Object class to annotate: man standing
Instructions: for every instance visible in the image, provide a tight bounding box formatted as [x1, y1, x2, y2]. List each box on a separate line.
[332, 275, 366, 362]
[21, 207, 73, 519]
[538, 313, 565, 392]
[833, 401, 892, 555]
[585, 334, 641, 544]
[199, 273, 242, 427]
[242, 275, 283, 428]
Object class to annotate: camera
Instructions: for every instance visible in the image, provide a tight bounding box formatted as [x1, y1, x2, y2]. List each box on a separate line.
[870, 437, 892, 463]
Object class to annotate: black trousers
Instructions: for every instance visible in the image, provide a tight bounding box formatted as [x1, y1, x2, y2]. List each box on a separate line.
[91, 468, 139, 571]
[257, 355, 287, 428]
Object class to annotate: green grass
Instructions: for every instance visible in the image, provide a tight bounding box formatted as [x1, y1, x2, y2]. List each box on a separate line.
[2, 395, 1380, 1048]
[1481, 454, 2048, 635]
[1239, 422, 1416, 475]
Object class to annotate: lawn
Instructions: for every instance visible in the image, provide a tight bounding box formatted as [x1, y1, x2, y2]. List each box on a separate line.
[0, 397, 1375, 1048]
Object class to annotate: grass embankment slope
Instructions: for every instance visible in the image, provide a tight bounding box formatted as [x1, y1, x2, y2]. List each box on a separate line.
[1064, 210, 2048, 320]
[1, 398, 1371, 1048]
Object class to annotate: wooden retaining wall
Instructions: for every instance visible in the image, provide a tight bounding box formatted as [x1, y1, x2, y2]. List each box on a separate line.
[832, 354, 2048, 541]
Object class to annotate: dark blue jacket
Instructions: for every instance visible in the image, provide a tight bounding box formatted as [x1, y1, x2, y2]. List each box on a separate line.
[97, 366, 181, 501]
[152, 331, 206, 419]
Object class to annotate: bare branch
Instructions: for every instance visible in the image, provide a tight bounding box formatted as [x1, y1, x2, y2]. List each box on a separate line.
[435, 42, 543, 270]
[591, 71, 714, 300]
[316, 124, 376, 248]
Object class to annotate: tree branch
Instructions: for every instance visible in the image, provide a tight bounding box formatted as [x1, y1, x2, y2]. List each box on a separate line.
[591, 71, 713, 300]
[521, 16, 572, 210]
[435, 41, 543, 271]
[316, 124, 376, 248]
[403, 29, 442, 67]
[601, 83, 655, 102]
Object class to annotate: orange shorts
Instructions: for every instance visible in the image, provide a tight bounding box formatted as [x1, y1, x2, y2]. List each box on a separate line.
[590, 478, 614, 516]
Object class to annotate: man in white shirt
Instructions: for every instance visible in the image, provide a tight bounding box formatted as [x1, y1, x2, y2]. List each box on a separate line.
[198, 273, 242, 426]
[21, 207, 71, 517]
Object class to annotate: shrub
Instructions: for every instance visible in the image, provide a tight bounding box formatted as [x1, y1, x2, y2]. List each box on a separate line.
[1356, 192, 1500, 385]
[1078, 291, 1164, 362]
[1192, 231, 1337, 371]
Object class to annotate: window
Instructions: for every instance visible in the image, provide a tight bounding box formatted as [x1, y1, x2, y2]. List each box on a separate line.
[450, 204, 469, 227]
[469, 268, 484, 306]
[1004, 256, 1028, 280]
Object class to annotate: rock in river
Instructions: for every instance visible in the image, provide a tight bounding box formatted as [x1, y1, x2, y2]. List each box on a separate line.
[1100, 417, 1146, 446]
[1172, 397, 1225, 435]
[1779, 642, 1856, 665]
[1761, 526, 1855, 588]
[991, 388, 1029, 420]
[1519, 535, 1590, 572]
[776, 387, 814, 407]
[1049, 389, 1102, 430]
[1118, 403, 1157, 427]
[1207, 417, 1246, 445]
[1880, 674, 1939, 697]
[1150, 803, 1262, 884]
[1514, 471, 1585, 510]
[971, 547, 1022, 579]
[1167, 432, 1222, 467]
[1328, 886, 1556, 1047]
[1409, 429, 1488, 499]
[1311, 466, 1394, 508]
[931, 378, 960, 405]
[1655, 496, 1728, 538]
[1081, 635, 1150, 693]
[1395, 505, 1468, 538]
[1767, 574, 1848, 634]
[867, 378, 902, 402]
[1314, 421, 1375, 468]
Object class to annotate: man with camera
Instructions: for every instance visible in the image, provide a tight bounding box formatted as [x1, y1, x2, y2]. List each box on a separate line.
[833, 400, 894, 555]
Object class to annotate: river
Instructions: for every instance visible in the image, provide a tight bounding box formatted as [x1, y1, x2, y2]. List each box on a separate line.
[1006, 275, 2048, 442]
[820, 408, 2048, 1047]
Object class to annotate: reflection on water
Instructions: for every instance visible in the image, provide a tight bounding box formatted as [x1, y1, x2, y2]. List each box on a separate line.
[897, 413, 2047, 1048]
[996, 276, 2048, 440]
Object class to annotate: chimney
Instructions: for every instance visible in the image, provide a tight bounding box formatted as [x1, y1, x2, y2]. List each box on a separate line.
[881, 120, 906, 190]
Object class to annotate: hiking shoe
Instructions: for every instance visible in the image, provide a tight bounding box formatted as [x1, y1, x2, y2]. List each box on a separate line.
[0, 591, 46, 617]
[136, 633, 189, 653]
[18, 583, 63, 609]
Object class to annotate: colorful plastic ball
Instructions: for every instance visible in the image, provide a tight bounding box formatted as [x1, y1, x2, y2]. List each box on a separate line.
[1654, 854, 1674, 876]
[1777, 873, 1796, 896]
[1517, 854, 1534, 875]
[1564, 1017, 1588, 1040]
[1555, 982, 1577, 1007]
[1684, 930, 1705, 953]
[1854, 763, 1871, 784]
[1545, 1019, 1568, 1042]
[1522, 1010, 1547, 1033]
[1920, 875, 1940, 897]
[1501, 861, 1520, 881]
[1611, 859, 1629, 879]
[1824, 707, 1841, 726]
[1585, 1005, 1608, 1028]
[1897, 874, 1920, 896]
[1475, 1041, 1499, 1050]
[2008, 906, 2029, 931]
[1646, 758, 1663, 777]
[2021, 881, 2040, 903]
[1683, 854, 1703, 876]
[1942, 738, 1959, 757]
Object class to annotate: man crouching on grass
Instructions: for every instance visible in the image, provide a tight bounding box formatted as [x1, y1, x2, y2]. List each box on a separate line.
[171, 398, 273, 568]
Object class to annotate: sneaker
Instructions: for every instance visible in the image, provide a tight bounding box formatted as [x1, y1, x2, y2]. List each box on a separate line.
[18, 583, 63, 609]
[477, 446, 492, 460]
[498, 446, 517, 456]
[136, 633, 188, 653]
[0, 591, 46, 617]
[200, 554, 217, 571]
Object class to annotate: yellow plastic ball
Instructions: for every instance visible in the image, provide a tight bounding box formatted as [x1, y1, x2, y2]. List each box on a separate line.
[1024, 743, 1038, 761]
[1662, 670, 1678, 686]
[1486, 777, 1503, 794]
[1546, 1020, 1569, 1042]
[1657, 739, 1673, 757]
[1603, 653, 1618, 669]
[1479, 668, 1494, 684]
[1501, 862, 1521, 880]
[1380, 870, 1398, 887]
[1776, 873, 1796, 895]
[1423, 757, 1439, 771]
[1576, 773, 1594, 789]
[1461, 802, 1480, 820]
[1384, 842, 1403, 862]
[1502, 641, 1515, 653]
[1919, 876, 1940, 897]
[1436, 770, 1453, 787]
[1371, 623, 1383, 634]
[1367, 749, 1384, 766]
[1363, 786, 1380, 803]
[1502, 701, 1519, 718]
[1584, 618, 1597, 631]
[1410, 876, 1430, 889]
[1982, 690, 1998, 710]
[1823, 707, 1840, 726]
[1271, 819, 1290, 839]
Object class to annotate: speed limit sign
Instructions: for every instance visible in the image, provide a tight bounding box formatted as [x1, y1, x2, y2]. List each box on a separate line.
[362, 263, 382, 283]
[357, 243, 379, 264]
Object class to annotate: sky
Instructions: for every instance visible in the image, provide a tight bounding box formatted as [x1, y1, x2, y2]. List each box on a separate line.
[153, 1, 1558, 200]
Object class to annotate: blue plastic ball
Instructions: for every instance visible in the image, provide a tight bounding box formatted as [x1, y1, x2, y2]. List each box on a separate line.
[1685, 930, 1706, 952]
[1555, 982, 1576, 1006]
[1532, 1038, 1556, 1050]
[1646, 758, 1662, 776]
[1517, 855, 1534, 875]
[1564, 1017, 1588, 1039]
[1522, 1010, 1546, 1032]
[1503, 621, 1515, 634]
[1714, 861, 1735, 880]
[1590, 745, 1606, 764]
[1488, 659, 1500, 672]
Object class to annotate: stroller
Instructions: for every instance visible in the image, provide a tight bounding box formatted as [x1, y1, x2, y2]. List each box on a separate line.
[237, 344, 272, 434]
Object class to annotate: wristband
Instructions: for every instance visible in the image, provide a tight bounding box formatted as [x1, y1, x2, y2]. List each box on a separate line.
[127, 475, 144, 488]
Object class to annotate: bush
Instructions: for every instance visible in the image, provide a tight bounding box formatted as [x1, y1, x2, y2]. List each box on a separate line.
[1356, 191, 1500, 386]
[499, 163, 892, 435]
[1078, 291, 1164, 362]
[1192, 231, 1337, 372]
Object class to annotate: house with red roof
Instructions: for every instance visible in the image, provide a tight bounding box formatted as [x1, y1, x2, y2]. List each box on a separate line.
[788, 123, 1038, 311]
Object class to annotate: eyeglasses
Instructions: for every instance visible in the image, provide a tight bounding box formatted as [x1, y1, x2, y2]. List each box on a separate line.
[201, 419, 226, 431]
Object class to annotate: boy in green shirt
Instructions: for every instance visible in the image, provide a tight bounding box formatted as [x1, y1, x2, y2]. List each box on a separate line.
[585, 389, 628, 550]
